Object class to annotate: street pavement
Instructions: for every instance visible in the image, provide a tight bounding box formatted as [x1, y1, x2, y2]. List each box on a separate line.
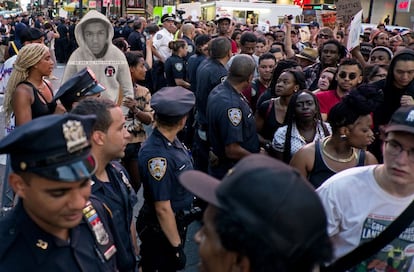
[0, 64, 200, 272]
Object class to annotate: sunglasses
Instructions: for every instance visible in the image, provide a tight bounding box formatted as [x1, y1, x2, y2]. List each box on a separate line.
[318, 34, 331, 39]
[338, 72, 358, 80]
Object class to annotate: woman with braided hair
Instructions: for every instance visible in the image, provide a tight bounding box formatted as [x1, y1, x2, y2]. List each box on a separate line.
[3, 43, 65, 129]
[272, 90, 331, 163]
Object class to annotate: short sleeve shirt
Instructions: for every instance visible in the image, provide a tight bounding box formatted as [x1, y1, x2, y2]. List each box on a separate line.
[207, 80, 260, 163]
[316, 89, 341, 115]
[152, 28, 174, 61]
[139, 128, 194, 212]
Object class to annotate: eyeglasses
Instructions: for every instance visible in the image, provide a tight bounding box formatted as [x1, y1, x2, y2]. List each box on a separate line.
[385, 140, 414, 162]
[318, 34, 331, 39]
[338, 72, 358, 80]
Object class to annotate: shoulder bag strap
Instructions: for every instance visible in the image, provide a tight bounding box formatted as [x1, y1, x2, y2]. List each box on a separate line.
[10, 41, 18, 55]
[322, 199, 414, 272]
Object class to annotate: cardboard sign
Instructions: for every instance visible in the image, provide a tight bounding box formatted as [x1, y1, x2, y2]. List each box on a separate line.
[335, 0, 362, 24]
[347, 9, 363, 51]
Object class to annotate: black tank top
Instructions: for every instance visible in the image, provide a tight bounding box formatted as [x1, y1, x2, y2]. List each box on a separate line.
[20, 81, 57, 119]
[308, 140, 366, 189]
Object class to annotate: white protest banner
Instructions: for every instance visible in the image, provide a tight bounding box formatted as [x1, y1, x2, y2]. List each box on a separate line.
[347, 9, 363, 51]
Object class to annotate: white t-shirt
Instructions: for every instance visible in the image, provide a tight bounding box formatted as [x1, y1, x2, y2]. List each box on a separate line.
[317, 165, 414, 271]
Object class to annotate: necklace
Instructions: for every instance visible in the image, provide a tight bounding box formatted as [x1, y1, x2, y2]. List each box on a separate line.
[322, 138, 356, 163]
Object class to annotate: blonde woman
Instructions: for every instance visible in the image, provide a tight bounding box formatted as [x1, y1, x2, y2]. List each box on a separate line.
[4, 43, 65, 129]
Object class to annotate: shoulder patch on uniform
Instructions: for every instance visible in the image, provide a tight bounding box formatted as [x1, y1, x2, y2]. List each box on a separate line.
[156, 34, 163, 40]
[174, 62, 183, 72]
[148, 157, 167, 181]
[228, 108, 242, 126]
[187, 45, 194, 53]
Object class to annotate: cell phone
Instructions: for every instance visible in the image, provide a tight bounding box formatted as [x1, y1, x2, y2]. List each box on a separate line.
[287, 15, 293, 20]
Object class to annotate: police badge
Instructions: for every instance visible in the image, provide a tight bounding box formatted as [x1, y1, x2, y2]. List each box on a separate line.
[148, 157, 167, 181]
[228, 108, 242, 126]
[174, 63, 183, 72]
[63, 120, 89, 153]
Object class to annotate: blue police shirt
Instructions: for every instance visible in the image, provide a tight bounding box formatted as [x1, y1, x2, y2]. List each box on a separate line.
[182, 35, 195, 61]
[139, 128, 194, 213]
[164, 54, 187, 87]
[0, 197, 119, 272]
[187, 54, 207, 93]
[195, 58, 228, 127]
[91, 162, 138, 271]
[207, 80, 260, 177]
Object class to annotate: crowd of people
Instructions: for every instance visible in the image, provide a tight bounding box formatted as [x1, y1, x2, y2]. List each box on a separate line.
[1, 8, 414, 272]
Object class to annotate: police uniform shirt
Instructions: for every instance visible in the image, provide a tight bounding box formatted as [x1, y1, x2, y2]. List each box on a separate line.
[138, 128, 193, 212]
[195, 58, 228, 127]
[182, 35, 195, 61]
[187, 54, 207, 93]
[121, 25, 133, 39]
[127, 30, 145, 52]
[152, 28, 174, 62]
[91, 162, 138, 271]
[207, 80, 260, 171]
[0, 198, 118, 272]
[164, 54, 187, 87]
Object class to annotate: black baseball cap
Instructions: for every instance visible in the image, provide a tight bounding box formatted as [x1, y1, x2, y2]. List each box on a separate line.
[386, 106, 414, 134]
[179, 154, 331, 262]
[0, 114, 97, 182]
[20, 27, 45, 44]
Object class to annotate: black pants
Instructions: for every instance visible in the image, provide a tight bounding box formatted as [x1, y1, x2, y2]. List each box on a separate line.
[137, 218, 187, 272]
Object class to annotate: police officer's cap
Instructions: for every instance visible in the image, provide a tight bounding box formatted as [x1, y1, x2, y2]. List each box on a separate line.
[161, 13, 176, 23]
[0, 114, 97, 182]
[215, 14, 232, 24]
[151, 87, 195, 116]
[55, 67, 105, 111]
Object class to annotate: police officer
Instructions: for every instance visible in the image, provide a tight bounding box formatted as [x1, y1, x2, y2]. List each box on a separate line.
[72, 98, 138, 272]
[122, 18, 135, 40]
[207, 54, 260, 179]
[164, 39, 190, 89]
[193, 37, 232, 172]
[181, 23, 195, 61]
[151, 13, 177, 92]
[137, 86, 195, 272]
[0, 114, 121, 271]
[54, 67, 105, 111]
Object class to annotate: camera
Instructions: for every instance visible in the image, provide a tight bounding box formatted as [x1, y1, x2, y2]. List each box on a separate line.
[177, 9, 186, 16]
[176, 206, 203, 226]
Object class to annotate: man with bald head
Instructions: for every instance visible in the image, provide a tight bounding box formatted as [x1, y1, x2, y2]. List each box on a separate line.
[181, 23, 195, 60]
[207, 54, 260, 178]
